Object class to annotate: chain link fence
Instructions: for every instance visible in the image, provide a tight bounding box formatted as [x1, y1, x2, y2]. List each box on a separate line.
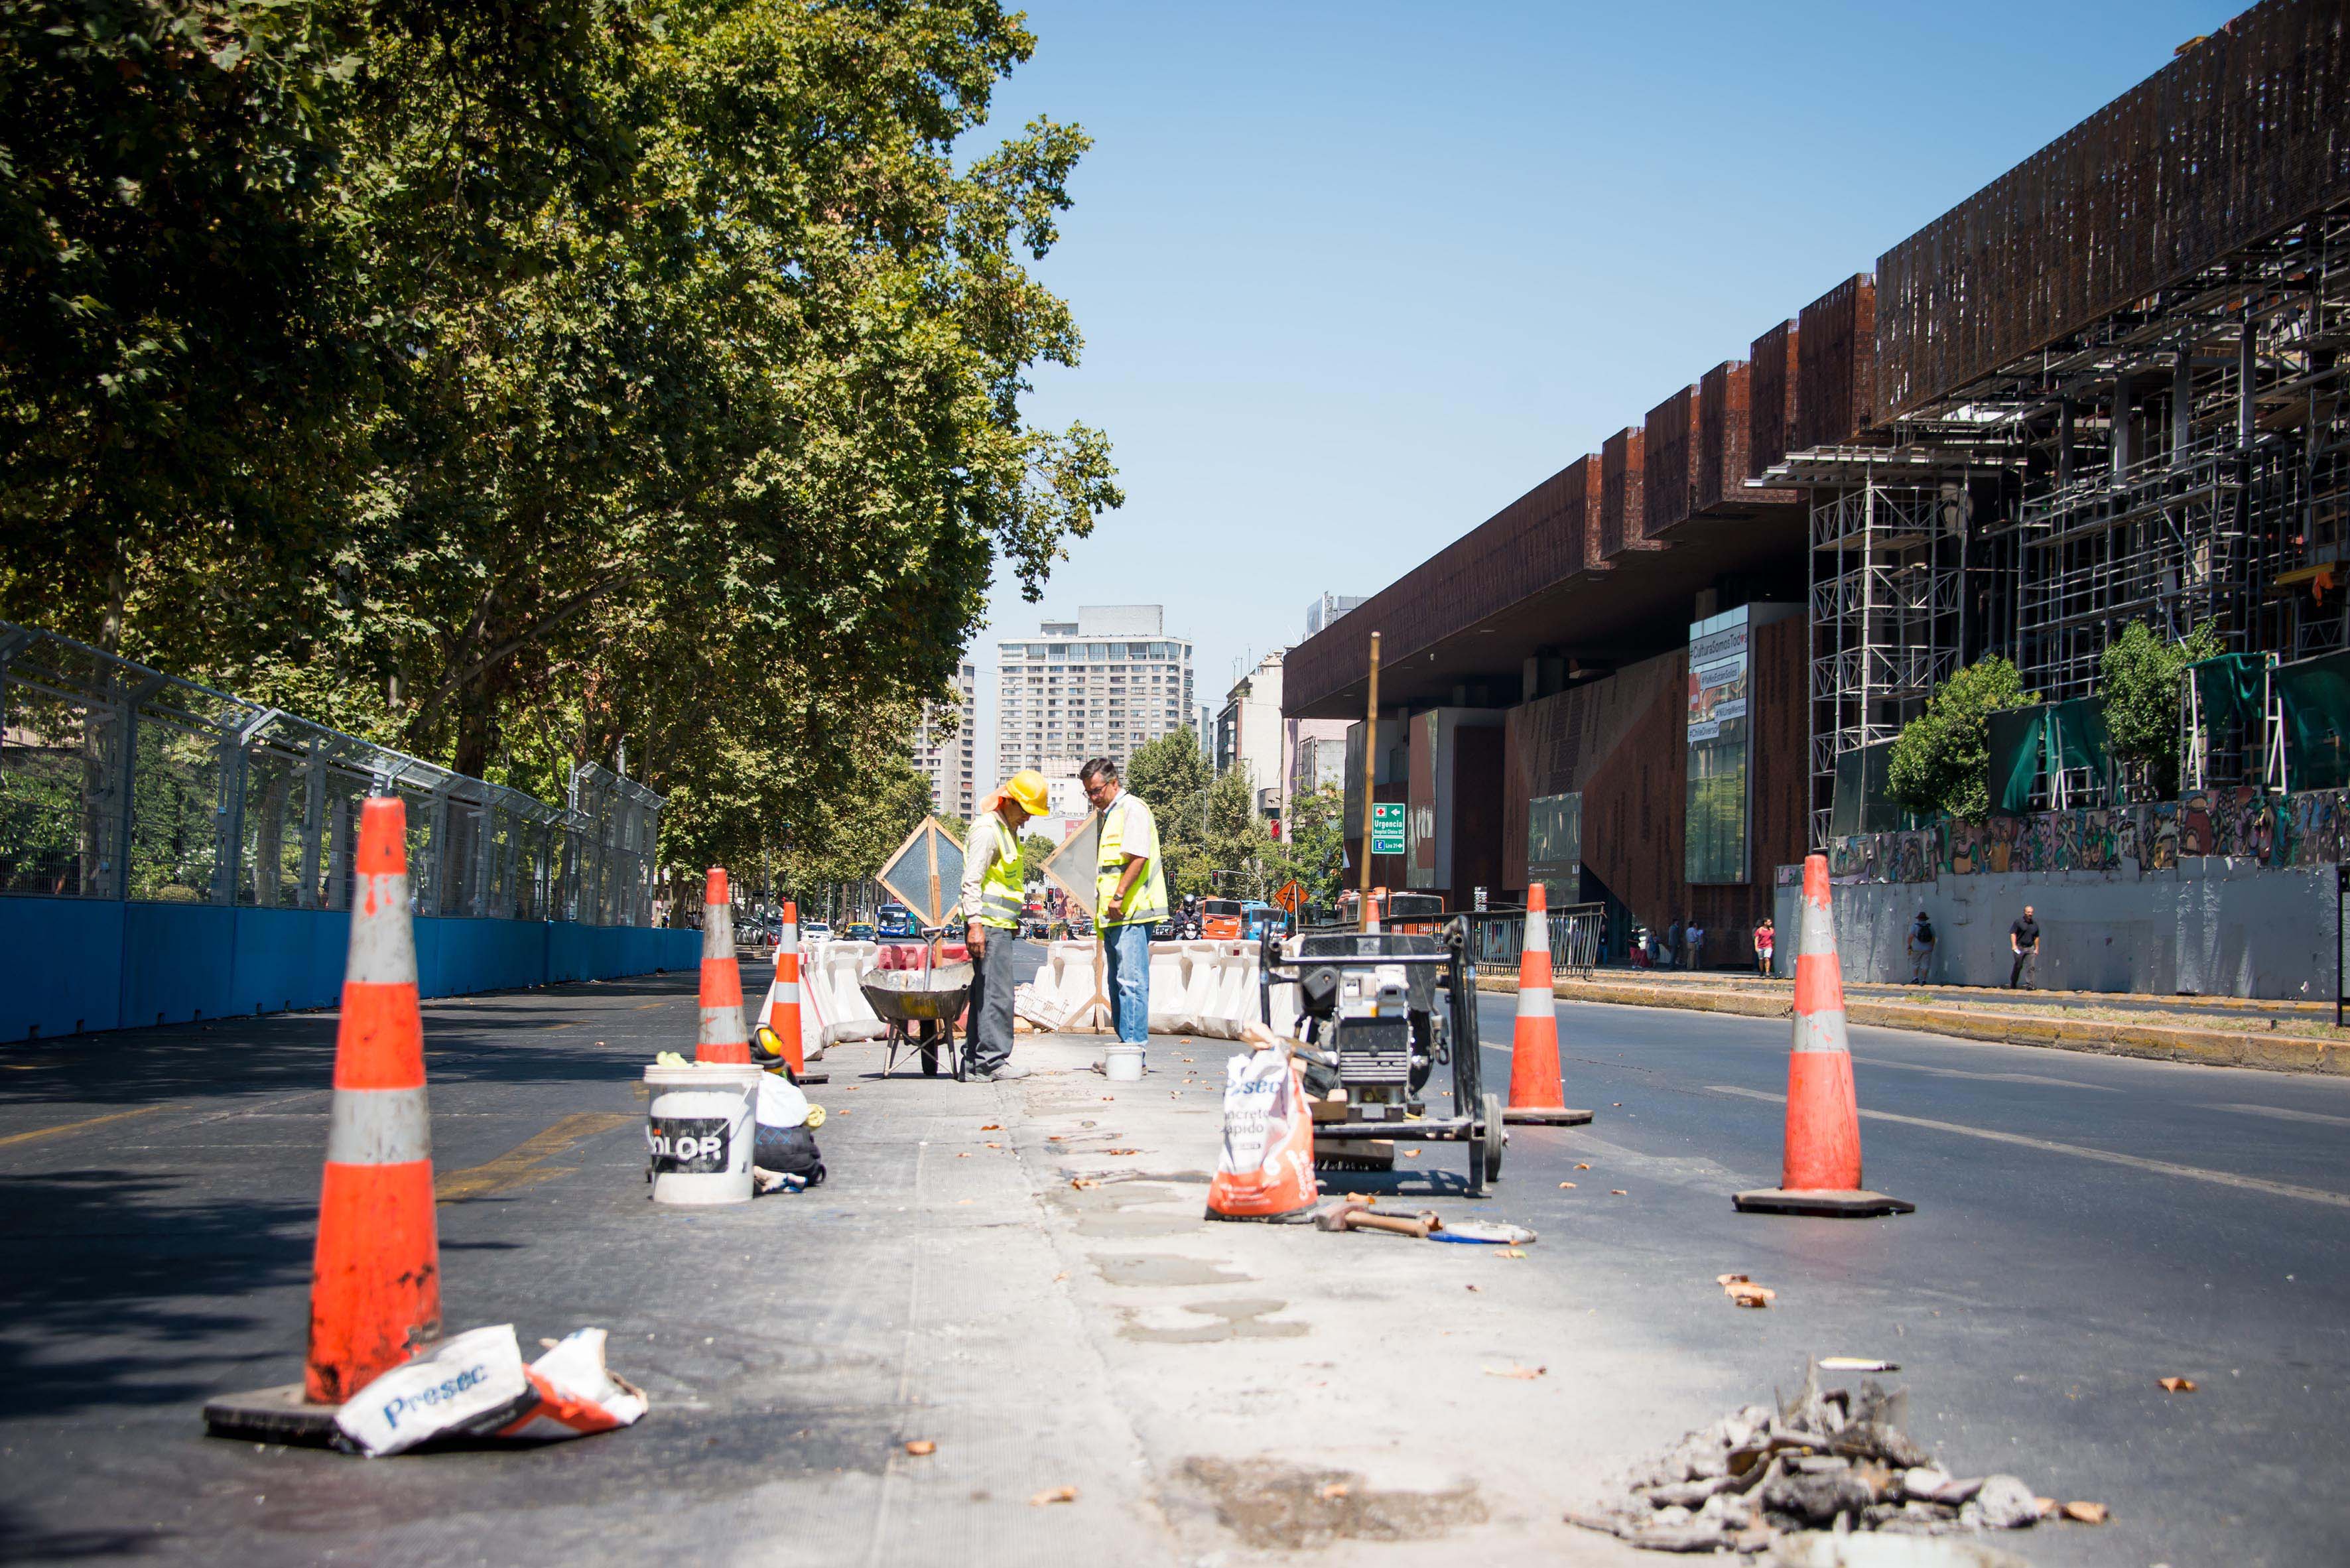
[0, 622, 662, 925]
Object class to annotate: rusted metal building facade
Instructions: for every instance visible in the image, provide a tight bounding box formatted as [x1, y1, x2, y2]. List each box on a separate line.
[1285, 1, 2350, 953]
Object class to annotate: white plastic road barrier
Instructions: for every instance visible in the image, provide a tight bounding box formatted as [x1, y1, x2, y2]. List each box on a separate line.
[1146, 942, 1193, 1035]
[1169, 941, 1220, 1037]
[644, 1062, 762, 1205]
[813, 941, 887, 1044]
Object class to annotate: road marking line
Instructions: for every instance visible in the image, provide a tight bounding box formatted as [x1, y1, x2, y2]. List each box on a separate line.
[435, 1112, 635, 1203]
[1707, 1085, 2350, 1209]
[0, 1104, 169, 1149]
[633, 1002, 667, 1012]
[1851, 1057, 2121, 1092]
[2217, 1102, 2350, 1128]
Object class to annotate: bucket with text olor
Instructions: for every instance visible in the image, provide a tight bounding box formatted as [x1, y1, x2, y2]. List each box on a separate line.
[644, 1063, 761, 1205]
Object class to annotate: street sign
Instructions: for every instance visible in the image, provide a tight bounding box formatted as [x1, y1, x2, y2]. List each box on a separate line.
[1370, 801, 1405, 856]
[1272, 880, 1308, 913]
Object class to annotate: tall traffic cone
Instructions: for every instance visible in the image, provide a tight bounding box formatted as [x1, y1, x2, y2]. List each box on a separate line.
[205, 795, 443, 1442]
[753, 899, 826, 1084]
[697, 868, 751, 1064]
[1503, 882, 1593, 1126]
[1732, 854, 1914, 1218]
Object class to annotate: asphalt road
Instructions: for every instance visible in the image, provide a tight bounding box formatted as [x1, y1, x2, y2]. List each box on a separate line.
[1, 947, 2343, 1566]
[1444, 990, 2350, 1568]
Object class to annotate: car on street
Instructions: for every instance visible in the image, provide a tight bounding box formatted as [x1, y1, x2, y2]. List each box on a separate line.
[1201, 897, 1244, 940]
[1240, 900, 1276, 940]
[1150, 915, 1183, 940]
[801, 920, 832, 942]
[844, 921, 876, 942]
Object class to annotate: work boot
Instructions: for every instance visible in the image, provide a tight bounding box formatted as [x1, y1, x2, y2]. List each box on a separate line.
[981, 1063, 1030, 1081]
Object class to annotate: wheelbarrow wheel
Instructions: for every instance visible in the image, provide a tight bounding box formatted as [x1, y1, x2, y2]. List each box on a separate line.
[1481, 1092, 1506, 1182]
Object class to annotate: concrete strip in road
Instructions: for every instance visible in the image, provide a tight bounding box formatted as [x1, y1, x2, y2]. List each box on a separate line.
[1478, 974, 2350, 1075]
[1707, 1083, 2350, 1209]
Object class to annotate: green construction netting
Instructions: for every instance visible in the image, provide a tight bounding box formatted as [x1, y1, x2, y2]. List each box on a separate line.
[2046, 696, 2111, 779]
[1987, 705, 2048, 815]
[2187, 652, 2268, 740]
[2274, 649, 2350, 791]
[1829, 740, 1916, 836]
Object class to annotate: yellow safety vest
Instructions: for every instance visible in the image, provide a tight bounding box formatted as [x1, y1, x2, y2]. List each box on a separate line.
[977, 814, 1024, 930]
[1096, 793, 1169, 927]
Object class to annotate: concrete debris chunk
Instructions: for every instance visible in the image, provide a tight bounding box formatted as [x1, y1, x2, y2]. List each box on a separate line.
[1567, 1358, 2098, 1554]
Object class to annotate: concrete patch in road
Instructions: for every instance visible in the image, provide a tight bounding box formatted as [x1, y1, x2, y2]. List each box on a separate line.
[1120, 1297, 1307, 1343]
[1092, 1253, 1252, 1287]
[1168, 1455, 1487, 1549]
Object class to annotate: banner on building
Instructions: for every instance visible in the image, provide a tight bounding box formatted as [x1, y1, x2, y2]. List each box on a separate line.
[1527, 791, 1581, 903]
[1685, 612, 1751, 884]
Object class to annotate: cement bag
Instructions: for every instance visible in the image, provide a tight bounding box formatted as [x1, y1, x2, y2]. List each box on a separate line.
[334, 1324, 534, 1457]
[1205, 1046, 1319, 1222]
[495, 1328, 650, 1440]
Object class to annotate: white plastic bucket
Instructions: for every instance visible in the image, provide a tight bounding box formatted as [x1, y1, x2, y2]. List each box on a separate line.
[1103, 1043, 1146, 1082]
[645, 1063, 762, 1205]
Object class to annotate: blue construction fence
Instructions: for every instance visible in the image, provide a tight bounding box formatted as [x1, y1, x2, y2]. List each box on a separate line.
[1, 895, 701, 1042]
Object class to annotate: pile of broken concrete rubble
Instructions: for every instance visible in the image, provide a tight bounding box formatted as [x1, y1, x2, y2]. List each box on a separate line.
[1568, 1360, 2102, 1555]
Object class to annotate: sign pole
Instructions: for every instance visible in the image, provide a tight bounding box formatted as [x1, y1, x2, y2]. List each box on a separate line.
[1358, 630, 1381, 931]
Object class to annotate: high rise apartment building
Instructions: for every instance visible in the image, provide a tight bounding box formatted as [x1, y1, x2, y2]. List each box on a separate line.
[911, 662, 978, 822]
[996, 607, 1194, 779]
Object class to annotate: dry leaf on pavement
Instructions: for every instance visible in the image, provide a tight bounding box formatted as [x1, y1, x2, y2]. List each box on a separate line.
[2062, 1500, 2109, 1524]
[1029, 1486, 1078, 1507]
[1717, 1273, 1776, 1308]
[1610, 1189, 1628, 1196]
[1103, 1147, 1138, 1155]
[980, 1124, 1001, 1131]
[986, 1142, 1003, 1149]
[1482, 1364, 1547, 1380]
[1575, 1162, 1591, 1170]
[1558, 1182, 1576, 1189]
[2158, 1377, 2197, 1393]
[1497, 1247, 1527, 1258]
[1069, 1177, 1098, 1189]
[903, 1440, 936, 1457]
[1319, 1482, 1350, 1500]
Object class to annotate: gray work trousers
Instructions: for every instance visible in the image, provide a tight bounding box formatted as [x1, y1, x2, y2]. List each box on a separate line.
[966, 928, 1022, 1073]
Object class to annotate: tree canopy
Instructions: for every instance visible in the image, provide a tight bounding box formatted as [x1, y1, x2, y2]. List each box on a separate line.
[1884, 657, 2037, 824]
[0, 0, 1120, 887]
[2100, 620, 2224, 799]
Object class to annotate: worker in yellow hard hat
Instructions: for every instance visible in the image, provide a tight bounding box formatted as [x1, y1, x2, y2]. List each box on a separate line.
[956, 768, 1048, 1080]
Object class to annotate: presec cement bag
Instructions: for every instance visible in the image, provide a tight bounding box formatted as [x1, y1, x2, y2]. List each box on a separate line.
[1205, 1045, 1319, 1221]
[334, 1324, 533, 1457]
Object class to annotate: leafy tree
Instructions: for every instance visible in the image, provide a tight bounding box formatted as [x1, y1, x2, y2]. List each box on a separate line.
[0, 0, 1122, 893]
[1885, 657, 2038, 823]
[2101, 620, 2225, 799]
[1122, 728, 1208, 895]
[1272, 783, 1346, 905]
[1199, 764, 1273, 899]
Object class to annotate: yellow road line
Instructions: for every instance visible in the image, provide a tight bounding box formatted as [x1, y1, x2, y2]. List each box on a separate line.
[0, 1104, 170, 1150]
[435, 1112, 635, 1203]
[1708, 1084, 2350, 1209]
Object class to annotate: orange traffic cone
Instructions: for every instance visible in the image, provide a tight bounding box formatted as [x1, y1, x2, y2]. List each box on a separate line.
[206, 796, 444, 1442]
[697, 868, 751, 1064]
[753, 899, 826, 1084]
[305, 795, 443, 1398]
[1503, 882, 1593, 1126]
[1733, 854, 1914, 1218]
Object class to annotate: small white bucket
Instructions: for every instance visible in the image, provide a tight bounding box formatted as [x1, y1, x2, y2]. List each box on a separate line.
[644, 1063, 763, 1205]
[1103, 1043, 1146, 1082]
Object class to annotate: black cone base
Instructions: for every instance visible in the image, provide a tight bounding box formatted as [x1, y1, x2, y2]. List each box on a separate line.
[1732, 1187, 1916, 1218]
[1503, 1107, 1595, 1126]
[204, 1382, 341, 1447]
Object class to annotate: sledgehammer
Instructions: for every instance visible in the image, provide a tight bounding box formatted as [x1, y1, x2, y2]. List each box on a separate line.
[1312, 1197, 1435, 1240]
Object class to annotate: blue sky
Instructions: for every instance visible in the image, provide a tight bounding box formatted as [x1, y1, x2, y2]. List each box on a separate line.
[968, 0, 2235, 763]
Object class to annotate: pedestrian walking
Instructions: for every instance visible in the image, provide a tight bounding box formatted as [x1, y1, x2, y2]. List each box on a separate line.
[1685, 918, 1707, 970]
[957, 769, 1049, 1081]
[1906, 909, 1937, 984]
[2008, 903, 2040, 990]
[1081, 755, 1169, 1068]
[1752, 915, 1775, 978]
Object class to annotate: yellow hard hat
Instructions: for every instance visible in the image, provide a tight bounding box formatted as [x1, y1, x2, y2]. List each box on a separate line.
[1004, 769, 1049, 817]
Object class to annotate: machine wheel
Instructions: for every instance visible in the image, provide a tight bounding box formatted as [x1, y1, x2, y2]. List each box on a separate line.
[1465, 1131, 1486, 1198]
[1481, 1092, 1506, 1181]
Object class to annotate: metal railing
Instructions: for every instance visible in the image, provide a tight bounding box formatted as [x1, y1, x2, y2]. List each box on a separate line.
[0, 622, 662, 925]
[1460, 905, 1605, 974]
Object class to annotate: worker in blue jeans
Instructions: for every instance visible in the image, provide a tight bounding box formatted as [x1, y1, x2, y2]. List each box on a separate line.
[1081, 755, 1169, 1066]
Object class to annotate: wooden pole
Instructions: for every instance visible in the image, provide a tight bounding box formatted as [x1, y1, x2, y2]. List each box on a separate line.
[1358, 630, 1381, 931]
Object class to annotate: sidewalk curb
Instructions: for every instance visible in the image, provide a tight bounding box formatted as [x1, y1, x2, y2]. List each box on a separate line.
[1473, 976, 2350, 1076]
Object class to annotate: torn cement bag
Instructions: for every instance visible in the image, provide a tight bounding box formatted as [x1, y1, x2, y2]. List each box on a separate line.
[334, 1324, 534, 1457]
[496, 1328, 650, 1440]
[1205, 1045, 1319, 1221]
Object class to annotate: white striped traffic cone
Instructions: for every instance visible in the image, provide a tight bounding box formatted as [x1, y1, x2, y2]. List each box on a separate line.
[1504, 882, 1592, 1126]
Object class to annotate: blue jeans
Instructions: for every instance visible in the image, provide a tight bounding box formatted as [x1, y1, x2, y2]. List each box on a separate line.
[1103, 922, 1151, 1045]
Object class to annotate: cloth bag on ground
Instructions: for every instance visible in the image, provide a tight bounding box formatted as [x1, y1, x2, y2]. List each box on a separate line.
[753, 1073, 825, 1185]
[1205, 1044, 1319, 1221]
[496, 1327, 651, 1440]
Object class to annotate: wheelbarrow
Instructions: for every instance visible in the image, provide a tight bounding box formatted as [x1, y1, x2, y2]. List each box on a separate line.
[861, 934, 973, 1080]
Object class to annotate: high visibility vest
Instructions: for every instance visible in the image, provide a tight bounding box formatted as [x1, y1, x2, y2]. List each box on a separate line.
[1096, 793, 1169, 927]
[976, 813, 1024, 930]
